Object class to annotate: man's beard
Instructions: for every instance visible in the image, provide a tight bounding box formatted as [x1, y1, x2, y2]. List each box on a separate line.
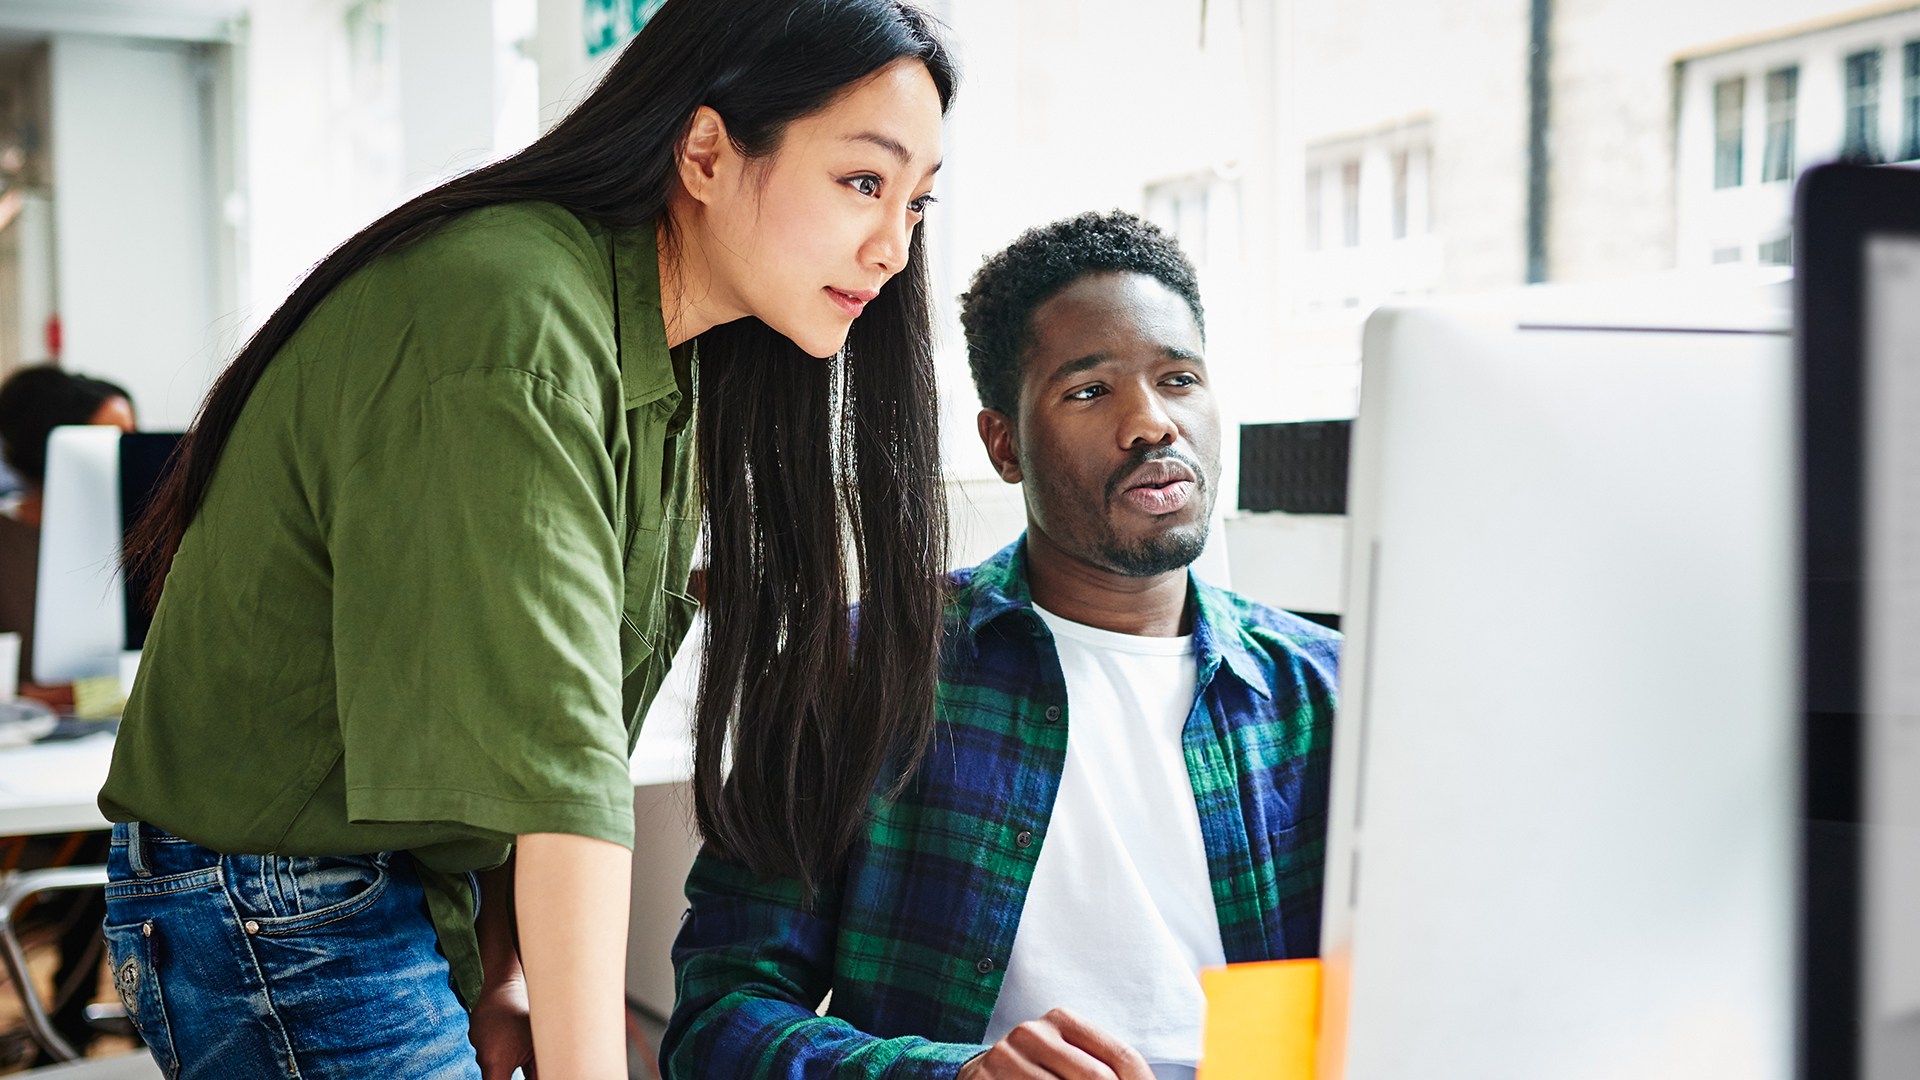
[1094, 519, 1210, 577]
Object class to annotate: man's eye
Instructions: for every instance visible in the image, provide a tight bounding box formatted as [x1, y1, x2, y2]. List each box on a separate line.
[1164, 373, 1199, 387]
[848, 175, 881, 197]
[1068, 385, 1106, 401]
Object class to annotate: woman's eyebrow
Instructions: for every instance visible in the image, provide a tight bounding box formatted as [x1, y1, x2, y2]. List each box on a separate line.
[842, 132, 944, 175]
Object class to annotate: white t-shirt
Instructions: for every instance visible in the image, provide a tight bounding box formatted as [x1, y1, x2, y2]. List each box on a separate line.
[982, 604, 1225, 1068]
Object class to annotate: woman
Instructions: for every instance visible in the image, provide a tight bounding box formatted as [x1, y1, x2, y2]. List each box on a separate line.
[100, 2, 953, 1077]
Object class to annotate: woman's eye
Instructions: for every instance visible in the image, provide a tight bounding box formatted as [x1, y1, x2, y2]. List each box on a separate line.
[848, 175, 882, 197]
[909, 193, 937, 215]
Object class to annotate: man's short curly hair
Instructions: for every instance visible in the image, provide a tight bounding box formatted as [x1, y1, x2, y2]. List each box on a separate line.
[958, 210, 1204, 419]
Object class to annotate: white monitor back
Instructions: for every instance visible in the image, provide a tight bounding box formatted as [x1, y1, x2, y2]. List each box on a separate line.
[1319, 277, 1796, 1080]
[35, 425, 126, 683]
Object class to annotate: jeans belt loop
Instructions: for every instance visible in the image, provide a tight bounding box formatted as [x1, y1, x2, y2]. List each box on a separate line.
[127, 820, 153, 878]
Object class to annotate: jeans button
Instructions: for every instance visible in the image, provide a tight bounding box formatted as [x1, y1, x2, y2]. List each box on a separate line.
[140, 922, 152, 938]
[244, 920, 260, 935]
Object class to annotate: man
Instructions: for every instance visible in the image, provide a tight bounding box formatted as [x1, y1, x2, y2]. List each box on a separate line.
[665, 211, 1339, 1080]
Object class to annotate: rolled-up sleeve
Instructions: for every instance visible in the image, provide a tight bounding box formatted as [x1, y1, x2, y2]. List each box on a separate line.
[329, 365, 635, 849]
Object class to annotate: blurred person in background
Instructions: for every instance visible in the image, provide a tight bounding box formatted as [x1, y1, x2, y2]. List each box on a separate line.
[98, 1, 955, 1078]
[667, 213, 1339, 1080]
[0, 364, 137, 704]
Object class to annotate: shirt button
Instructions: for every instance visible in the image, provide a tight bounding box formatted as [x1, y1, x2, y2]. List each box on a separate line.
[1015, 831, 1033, 849]
[244, 920, 260, 935]
[1044, 706, 1061, 722]
[976, 957, 995, 974]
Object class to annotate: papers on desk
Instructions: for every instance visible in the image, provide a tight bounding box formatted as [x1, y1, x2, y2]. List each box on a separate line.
[1198, 958, 1320, 1080]
[0, 732, 115, 835]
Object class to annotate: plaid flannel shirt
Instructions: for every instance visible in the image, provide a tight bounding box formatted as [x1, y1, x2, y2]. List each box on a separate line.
[663, 538, 1340, 1080]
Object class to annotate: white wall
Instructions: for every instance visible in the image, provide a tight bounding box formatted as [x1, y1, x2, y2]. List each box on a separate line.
[397, 0, 493, 188]
[51, 34, 222, 429]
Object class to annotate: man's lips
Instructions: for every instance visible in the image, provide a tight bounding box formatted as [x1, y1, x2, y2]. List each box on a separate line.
[1121, 480, 1195, 514]
[826, 286, 879, 317]
[1115, 459, 1199, 515]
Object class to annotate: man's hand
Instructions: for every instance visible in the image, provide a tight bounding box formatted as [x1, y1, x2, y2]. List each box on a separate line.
[958, 1008, 1154, 1080]
[469, 973, 537, 1080]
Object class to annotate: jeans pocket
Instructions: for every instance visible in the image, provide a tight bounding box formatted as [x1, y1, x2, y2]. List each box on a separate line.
[235, 853, 393, 935]
[102, 918, 180, 1080]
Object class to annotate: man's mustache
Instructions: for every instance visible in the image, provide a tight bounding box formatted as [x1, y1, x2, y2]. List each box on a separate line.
[1104, 446, 1208, 504]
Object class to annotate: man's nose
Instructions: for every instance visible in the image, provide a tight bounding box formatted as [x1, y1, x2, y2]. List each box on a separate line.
[1120, 385, 1178, 450]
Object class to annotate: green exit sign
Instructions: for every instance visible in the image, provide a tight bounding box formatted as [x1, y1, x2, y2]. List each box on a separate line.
[585, 0, 665, 58]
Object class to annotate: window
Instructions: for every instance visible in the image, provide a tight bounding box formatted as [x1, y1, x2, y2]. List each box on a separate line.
[1145, 172, 1229, 267]
[1392, 151, 1410, 239]
[1305, 166, 1323, 252]
[1341, 159, 1361, 247]
[1712, 244, 1743, 264]
[1759, 236, 1793, 266]
[1763, 66, 1798, 183]
[1714, 77, 1745, 188]
[1903, 42, 1920, 161]
[1844, 48, 1884, 163]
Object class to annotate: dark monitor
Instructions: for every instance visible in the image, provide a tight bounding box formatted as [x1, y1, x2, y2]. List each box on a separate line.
[1797, 163, 1920, 1080]
[119, 432, 180, 651]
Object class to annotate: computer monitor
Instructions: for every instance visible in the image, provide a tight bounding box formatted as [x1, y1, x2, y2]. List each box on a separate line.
[1317, 274, 1796, 1079]
[1798, 162, 1920, 1080]
[33, 426, 181, 684]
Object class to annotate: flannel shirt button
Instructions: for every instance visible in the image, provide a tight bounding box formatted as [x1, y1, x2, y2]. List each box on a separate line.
[1015, 831, 1033, 849]
[1044, 706, 1061, 722]
[976, 957, 995, 974]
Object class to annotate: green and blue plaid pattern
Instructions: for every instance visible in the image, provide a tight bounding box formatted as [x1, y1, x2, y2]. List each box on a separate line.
[664, 538, 1340, 1080]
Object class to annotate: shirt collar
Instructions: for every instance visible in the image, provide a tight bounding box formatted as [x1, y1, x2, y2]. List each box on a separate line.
[612, 219, 683, 411]
[960, 535, 1273, 701]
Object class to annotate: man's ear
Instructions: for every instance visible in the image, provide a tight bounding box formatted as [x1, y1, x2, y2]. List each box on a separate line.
[676, 106, 732, 206]
[977, 409, 1023, 484]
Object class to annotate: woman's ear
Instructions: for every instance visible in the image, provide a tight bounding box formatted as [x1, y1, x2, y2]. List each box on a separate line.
[677, 106, 732, 205]
[977, 409, 1024, 484]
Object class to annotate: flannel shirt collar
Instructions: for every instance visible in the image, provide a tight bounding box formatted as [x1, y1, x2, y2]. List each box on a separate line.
[962, 536, 1274, 701]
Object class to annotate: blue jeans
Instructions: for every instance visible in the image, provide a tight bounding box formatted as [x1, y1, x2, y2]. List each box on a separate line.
[103, 822, 481, 1080]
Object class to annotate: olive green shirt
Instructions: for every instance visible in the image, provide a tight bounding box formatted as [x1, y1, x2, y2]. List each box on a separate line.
[100, 202, 700, 1004]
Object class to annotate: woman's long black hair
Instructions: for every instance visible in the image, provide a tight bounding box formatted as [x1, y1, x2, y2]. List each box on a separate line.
[127, 0, 954, 896]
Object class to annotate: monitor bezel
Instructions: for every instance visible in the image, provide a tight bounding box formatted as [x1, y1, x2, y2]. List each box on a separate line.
[1795, 162, 1920, 1080]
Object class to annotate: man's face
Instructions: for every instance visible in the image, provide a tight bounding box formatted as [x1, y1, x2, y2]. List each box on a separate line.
[982, 271, 1221, 577]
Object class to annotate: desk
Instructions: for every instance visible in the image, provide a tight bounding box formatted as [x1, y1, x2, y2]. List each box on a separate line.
[0, 735, 114, 837]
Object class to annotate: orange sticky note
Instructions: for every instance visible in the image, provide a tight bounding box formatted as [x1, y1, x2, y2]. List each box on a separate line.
[1197, 958, 1322, 1080]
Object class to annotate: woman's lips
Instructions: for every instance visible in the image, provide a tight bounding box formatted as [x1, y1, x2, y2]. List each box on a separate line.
[826, 287, 875, 317]
[1120, 479, 1195, 515]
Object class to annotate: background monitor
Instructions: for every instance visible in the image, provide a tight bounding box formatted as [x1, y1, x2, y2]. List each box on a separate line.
[1797, 162, 1920, 1080]
[33, 426, 180, 684]
[1317, 274, 1797, 1079]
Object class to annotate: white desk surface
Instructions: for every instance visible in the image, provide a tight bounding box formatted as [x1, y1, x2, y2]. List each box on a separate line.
[0, 734, 115, 836]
